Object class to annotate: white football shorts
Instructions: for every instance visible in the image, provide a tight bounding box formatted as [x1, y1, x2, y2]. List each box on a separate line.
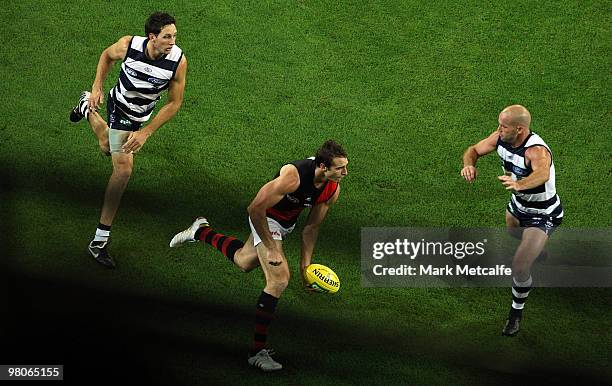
[109, 129, 132, 153]
[249, 216, 295, 246]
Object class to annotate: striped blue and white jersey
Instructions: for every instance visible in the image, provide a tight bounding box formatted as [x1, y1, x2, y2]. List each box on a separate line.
[110, 36, 183, 123]
[496, 132, 563, 218]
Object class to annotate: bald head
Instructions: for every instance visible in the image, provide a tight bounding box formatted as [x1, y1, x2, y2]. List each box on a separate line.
[500, 105, 531, 129]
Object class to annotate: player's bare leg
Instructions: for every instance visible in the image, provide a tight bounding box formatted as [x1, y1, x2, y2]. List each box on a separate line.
[87, 151, 132, 268]
[170, 223, 284, 370]
[232, 234, 260, 272]
[87, 110, 111, 155]
[256, 240, 289, 298]
[505, 209, 522, 240]
[247, 240, 287, 371]
[99, 152, 133, 226]
[70, 91, 110, 155]
[503, 227, 549, 337]
[512, 228, 548, 281]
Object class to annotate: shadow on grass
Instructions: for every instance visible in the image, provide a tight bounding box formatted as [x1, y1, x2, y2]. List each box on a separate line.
[1, 158, 361, 263]
[1, 164, 609, 385]
[1, 271, 609, 386]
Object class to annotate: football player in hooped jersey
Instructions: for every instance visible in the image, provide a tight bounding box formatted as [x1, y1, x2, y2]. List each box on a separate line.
[170, 140, 348, 371]
[461, 105, 563, 337]
[69, 12, 187, 268]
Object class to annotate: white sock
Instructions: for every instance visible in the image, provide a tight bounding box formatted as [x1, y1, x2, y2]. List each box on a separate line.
[93, 227, 111, 243]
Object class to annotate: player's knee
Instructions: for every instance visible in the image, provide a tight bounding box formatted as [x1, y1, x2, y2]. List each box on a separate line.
[268, 273, 290, 293]
[269, 281, 288, 295]
[512, 263, 530, 280]
[232, 249, 257, 272]
[114, 169, 132, 180]
[237, 262, 257, 273]
[113, 163, 133, 179]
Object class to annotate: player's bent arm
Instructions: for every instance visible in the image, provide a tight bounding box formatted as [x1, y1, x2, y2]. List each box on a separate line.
[90, 36, 131, 108]
[300, 186, 340, 272]
[140, 56, 187, 137]
[121, 57, 187, 153]
[515, 146, 551, 191]
[463, 130, 498, 166]
[247, 165, 300, 250]
[461, 130, 498, 182]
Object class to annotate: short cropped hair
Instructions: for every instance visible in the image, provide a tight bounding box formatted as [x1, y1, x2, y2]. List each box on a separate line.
[145, 12, 176, 36]
[315, 140, 348, 168]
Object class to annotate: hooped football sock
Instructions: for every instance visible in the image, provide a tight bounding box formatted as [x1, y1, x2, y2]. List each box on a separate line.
[510, 276, 532, 318]
[251, 291, 279, 356]
[93, 223, 111, 243]
[79, 95, 90, 119]
[196, 227, 244, 262]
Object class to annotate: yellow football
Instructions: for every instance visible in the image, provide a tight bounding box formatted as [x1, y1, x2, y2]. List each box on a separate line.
[304, 264, 340, 293]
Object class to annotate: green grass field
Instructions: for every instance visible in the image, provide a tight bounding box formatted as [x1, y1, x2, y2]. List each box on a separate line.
[2, 1, 611, 384]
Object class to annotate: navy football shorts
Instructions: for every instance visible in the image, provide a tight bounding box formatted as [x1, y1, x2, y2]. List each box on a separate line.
[507, 202, 563, 236]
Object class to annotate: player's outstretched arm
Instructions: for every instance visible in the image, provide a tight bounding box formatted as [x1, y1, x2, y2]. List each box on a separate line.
[90, 36, 131, 112]
[461, 130, 498, 183]
[300, 186, 340, 278]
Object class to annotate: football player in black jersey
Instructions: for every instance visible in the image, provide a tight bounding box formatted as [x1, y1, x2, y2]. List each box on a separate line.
[170, 140, 348, 371]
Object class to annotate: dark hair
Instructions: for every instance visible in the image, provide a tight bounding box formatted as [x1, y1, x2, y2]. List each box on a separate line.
[315, 140, 348, 168]
[145, 12, 176, 36]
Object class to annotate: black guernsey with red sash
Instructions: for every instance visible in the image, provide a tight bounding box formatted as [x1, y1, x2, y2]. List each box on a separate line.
[266, 158, 338, 228]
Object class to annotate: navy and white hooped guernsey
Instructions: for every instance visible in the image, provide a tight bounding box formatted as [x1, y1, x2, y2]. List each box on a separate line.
[496, 132, 563, 219]
[110, 36, 183, 123]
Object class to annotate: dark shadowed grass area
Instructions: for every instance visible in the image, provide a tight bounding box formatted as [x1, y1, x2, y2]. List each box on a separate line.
[3, 274, 610, 385]
[2, 1, 610, 384]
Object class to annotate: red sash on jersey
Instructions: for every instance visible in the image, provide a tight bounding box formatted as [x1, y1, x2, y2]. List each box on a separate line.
[315, 181, 338, 204]
[266, 181, 338, 227]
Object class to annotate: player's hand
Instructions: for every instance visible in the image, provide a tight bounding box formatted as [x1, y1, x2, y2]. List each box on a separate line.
[498, 175, 520, 191]
[122, 131, 150, 153]
[303, 282, 318, 293]
[461, 166, 477, 182]
[300, 269, 318, 293]
[89, 87, 104, 113]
